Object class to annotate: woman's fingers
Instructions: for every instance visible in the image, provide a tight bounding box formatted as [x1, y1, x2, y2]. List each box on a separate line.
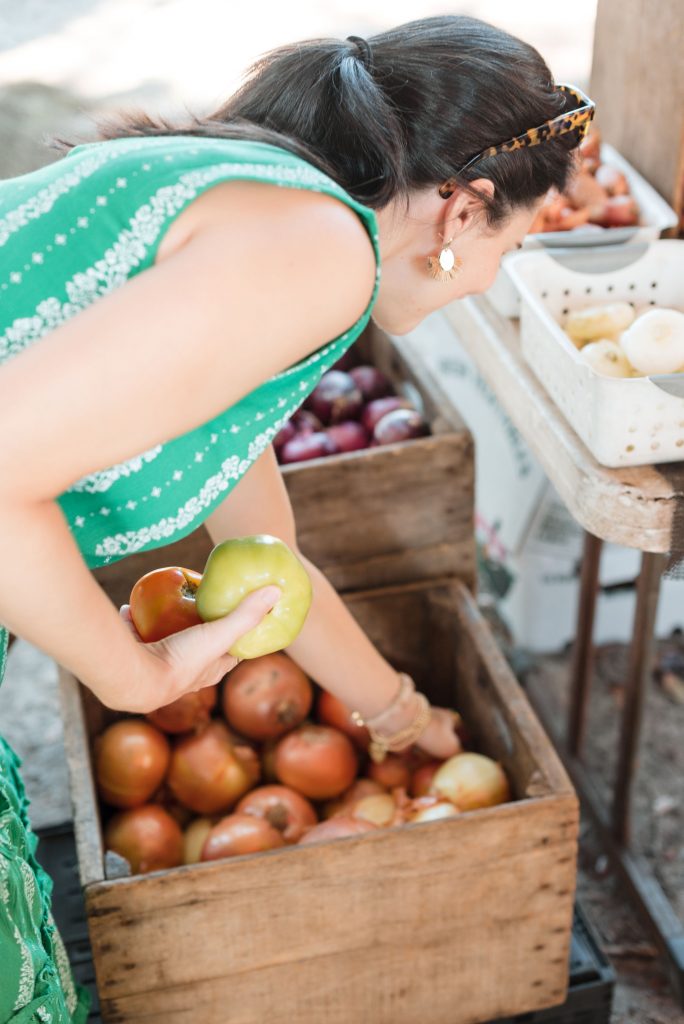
[166, 585, 282, 667]
[119, 603, 143, 642]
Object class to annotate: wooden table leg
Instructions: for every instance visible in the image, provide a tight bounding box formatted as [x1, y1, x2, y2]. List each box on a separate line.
[612, 550, 669, 845]
[568, 532, 603, 757]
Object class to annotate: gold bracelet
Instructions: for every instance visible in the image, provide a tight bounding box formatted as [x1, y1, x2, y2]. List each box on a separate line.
[352, 690, 432, 763]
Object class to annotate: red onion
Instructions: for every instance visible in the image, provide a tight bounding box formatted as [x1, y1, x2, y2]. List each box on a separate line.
[374, 408, 430, 445]
[361, 396, 412, 434]
[325, 421, 369, 453]
[349, 365, 394, 402]
[305, 371, 363, 425]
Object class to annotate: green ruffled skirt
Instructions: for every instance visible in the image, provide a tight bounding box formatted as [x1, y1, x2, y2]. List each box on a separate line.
[0, 627, 90, 1023]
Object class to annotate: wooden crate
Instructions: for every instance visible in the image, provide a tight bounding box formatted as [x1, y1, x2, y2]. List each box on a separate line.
[93, 325, 475, 604]
[59, 578, 578, 1024]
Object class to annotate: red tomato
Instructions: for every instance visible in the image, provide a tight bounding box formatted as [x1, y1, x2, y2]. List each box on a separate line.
[130, 567, 203, 642]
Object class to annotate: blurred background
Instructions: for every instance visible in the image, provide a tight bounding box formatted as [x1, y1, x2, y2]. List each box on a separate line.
[0, 0, 598, 177]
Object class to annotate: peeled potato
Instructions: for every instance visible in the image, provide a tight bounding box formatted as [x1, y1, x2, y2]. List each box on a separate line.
[619, 308, 684, 375]
[565, 302, 636, 344]
[580, 340, 633, 378]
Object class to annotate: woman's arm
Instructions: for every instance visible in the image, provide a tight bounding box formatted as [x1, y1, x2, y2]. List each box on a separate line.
[205, 446, 461, 758]
[0, 185, 375, 710]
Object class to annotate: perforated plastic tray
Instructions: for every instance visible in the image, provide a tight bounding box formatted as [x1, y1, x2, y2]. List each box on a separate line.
[506, 240, 684, 467]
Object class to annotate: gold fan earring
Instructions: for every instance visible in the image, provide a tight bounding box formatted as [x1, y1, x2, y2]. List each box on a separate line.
[427, 235, 463, 281]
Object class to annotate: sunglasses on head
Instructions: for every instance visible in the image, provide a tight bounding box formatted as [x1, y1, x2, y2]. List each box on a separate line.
[439, 83, 596, 199]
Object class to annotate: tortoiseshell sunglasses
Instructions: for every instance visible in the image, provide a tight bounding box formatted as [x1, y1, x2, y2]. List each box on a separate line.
[438, 83, 596, 199]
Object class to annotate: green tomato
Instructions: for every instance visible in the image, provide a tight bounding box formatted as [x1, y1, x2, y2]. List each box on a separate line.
[196, 535, 312, 659]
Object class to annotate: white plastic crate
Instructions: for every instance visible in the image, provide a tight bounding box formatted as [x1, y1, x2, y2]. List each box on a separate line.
[488, 142, 679, 318]
[505, 240, 684, 468]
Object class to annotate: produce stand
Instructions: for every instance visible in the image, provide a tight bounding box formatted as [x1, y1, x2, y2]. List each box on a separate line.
[427, 294, 684, 1005]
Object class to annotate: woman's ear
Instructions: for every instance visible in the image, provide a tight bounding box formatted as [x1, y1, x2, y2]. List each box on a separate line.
[442, 178, 495, 239]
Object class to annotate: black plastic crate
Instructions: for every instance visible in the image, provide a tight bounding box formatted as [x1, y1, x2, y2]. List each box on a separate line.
[37, 822, 614, 1024]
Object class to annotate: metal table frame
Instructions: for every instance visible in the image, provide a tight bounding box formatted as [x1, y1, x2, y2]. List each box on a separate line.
[427, 296, 684, 1005]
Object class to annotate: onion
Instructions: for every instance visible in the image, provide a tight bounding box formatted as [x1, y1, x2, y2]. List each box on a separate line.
[298, 816, 378, 845]
[222, 653, 313, 741]
[104, 805, 183, 875]
[361, 396, 412, 434]
[167, 720, 260, 814]
[619, 308, 684, 375]
[292, 409, 324, 434]
[183, 817, 215, 864]
[565, 302, 635, 344]
[305, 371, 363, 425]
[323, 778, 386, 819]
[95, 719, 171, 809]
[368, 752, 413, 791]
[352, 794, 396, 827]
[147, 685, 218, 735]
[410, 760, 443, 798]
[273, 420, 296, 454]
[580, 340, 633, 378]
[275, 724, 358, 799]
[432, 753, 510, 811]
[374, 409, 430, 445]
[236, 785, 317, 844]
[279, 432, 336, 464]
[410, 800, 460, 824]
[316, 690, 370, 751]
[324, 421, 369, 453]
[349, 365, 394, 402]
[201, 813, 285, 861]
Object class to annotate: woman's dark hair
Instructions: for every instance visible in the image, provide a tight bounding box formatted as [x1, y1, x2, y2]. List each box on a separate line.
[82, 15, 581, 227]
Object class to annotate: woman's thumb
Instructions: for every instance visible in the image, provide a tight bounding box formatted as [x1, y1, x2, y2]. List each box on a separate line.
[194, 585, 282, 660]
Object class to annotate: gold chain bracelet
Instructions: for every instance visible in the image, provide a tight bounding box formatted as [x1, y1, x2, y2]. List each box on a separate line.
[351, 680, 432, 763]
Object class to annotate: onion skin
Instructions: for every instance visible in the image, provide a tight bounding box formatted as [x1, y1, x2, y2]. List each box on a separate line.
[410, 800, 460, 824]
[323, 778, 386, 819]
[305, 371, 363, 425]
[183, 817, 215, 864]
[352, 794, 396, 827]
[201, 813, 286, 861]
[316, 690, 370, 751]
[236, 785, 317, 844]
[167, 720, 260, 815]
[410, 760, 443, 798]
[222, 653, 313, 741]
[279, 432, 337, 464]
[96, 719, 171, 809]
[432, 753, 510, 811]
[105, 805, 183, 875]
[275, 724, 358, 800]
[368, 753, 413, 791]
[147, 685, 218, 735]
[298, 816, 378, 845]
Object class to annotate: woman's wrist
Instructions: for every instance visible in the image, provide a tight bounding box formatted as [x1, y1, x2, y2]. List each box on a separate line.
[352, 673, 433, 761]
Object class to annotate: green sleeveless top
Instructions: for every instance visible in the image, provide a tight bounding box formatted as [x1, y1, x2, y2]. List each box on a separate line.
[0, 135, 380, 1023]
[0, 135, 380, 570]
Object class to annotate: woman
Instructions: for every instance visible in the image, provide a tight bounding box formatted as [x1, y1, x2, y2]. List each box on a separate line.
[0, 14, 593, 1022]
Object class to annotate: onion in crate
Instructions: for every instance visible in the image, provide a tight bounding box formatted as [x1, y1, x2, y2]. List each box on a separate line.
[579, 340, 633, 378]
[305, 371, 363, 425]
[361, 396, 412, 434]
[374, 408, 430, 445]
[325, 420, 369, 453]
[564, 302, 635, 345]
[273, 420, 296, 455]
[279, 431, 337, 464]
[349, 365, 393, 402]
[292, 409, 323, 434]
[620, 309, 684, 375]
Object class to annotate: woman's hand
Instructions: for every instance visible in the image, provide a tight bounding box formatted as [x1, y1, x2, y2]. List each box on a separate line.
[414, 707, 462, 760]
[112, 585, 281, 714]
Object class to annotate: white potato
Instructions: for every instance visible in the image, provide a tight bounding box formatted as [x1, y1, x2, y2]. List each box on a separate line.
[580, 340, 633, 378]
[565, 302, 636, 344]
[619, 308, 684, 375]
